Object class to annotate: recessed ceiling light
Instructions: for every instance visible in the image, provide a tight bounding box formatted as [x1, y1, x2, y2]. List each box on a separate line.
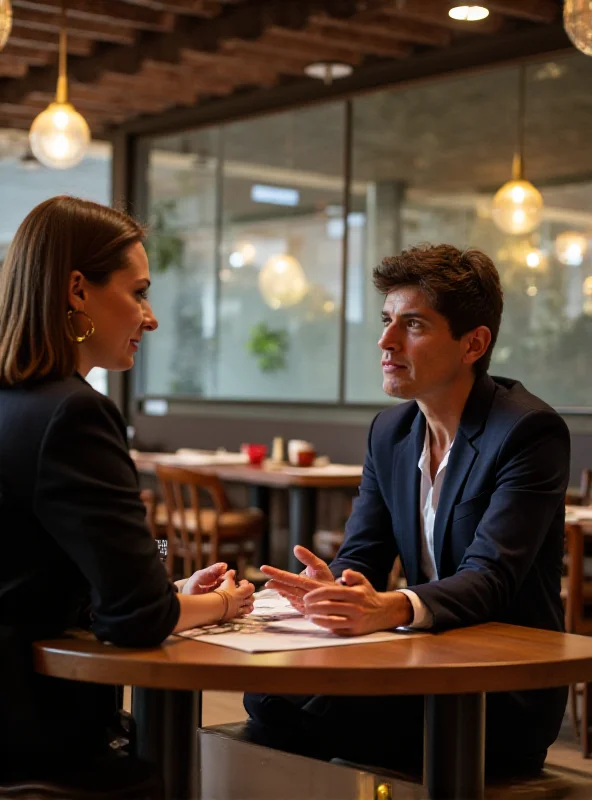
[304, 62, 353, 85]
[449, 5, 490, 21]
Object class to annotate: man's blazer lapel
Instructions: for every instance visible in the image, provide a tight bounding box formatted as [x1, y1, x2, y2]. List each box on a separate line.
[393, 410, 425, 586]
[432, 374, 497, 575]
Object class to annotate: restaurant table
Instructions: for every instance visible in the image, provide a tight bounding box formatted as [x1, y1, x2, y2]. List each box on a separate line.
[133, 452, 363, 571]
[33, 622, 592, 800]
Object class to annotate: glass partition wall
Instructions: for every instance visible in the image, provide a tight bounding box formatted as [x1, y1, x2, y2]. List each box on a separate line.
[138, 52, 592, 410]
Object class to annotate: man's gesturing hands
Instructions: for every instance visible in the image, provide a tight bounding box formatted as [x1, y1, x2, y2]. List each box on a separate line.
[260, 547, 413, 634]
[260, 545, 334, 612]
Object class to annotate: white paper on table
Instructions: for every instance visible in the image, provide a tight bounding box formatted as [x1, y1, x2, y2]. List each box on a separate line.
[154, 451, 248, 467]
[277, 464, 362, 478]
[175, 590, 425, 653]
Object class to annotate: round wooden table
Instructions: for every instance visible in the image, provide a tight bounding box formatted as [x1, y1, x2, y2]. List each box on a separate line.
[34, 622, 592, 800]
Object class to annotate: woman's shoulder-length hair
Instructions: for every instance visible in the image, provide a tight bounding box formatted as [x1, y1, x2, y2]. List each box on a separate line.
[0, 195, 145, 387]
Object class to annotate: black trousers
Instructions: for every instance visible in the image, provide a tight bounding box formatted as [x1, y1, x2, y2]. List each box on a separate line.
[244, 687, 567, 780]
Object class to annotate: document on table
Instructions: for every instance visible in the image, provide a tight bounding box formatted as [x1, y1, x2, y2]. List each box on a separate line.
[175, 590, 424, 653]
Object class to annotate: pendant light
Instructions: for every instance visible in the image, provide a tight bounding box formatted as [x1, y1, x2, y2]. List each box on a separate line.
[0, 0, 12, 51]
[555, 231, 588, 266]
[29, 0, 90, 169]
[259, 254, 308, 309]
[564, 0, 592, 56]
[492, 65, 543, 236]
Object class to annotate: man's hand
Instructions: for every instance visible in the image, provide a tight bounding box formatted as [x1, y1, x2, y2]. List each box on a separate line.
[176, 562, 228, 595]
[303, 569, 413, 635]
[260, 545, 335, 612]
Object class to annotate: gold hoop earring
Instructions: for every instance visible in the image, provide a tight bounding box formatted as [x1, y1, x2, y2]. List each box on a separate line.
[67, 309, 95, 343]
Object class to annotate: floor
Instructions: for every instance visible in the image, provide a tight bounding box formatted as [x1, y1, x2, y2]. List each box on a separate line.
[202, 690, 592, 776]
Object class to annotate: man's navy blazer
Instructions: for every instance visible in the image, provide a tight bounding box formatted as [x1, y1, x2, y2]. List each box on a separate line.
[331, 373, 570, 634]
[330, 375, 570, 751]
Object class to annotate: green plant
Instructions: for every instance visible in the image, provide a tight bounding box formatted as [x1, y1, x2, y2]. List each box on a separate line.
[147, 199, 184, 273]
[247, 323, 289, 373]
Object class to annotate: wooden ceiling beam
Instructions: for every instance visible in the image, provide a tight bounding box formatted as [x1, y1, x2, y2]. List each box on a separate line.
[0, 117, 31, 131]
[27, 90, 158, 116]
[0, 0, 389, 103]
[225, 34, 361, 66]
[1, 44, 54, 65]
[119, 0, 220, 15]
[0, 61, 29, 78]
[138, 63, 234, 97]
[0, 102, 109, 128]
[10, 9, 137, 45]
[308, 12, 452, 46]
[11, 0, 172, 31]
[97, 70, 202, 104]
[0, 102, 44, 118]
[265, 26, 411, 60]
[220, 41, 314, 74]
[67, 81, 187, 111]
[180, 49, 278, 86]
[98, 71, 191, 94]
[485, 0, 559, 23]
[8, 27, 94, 56]
[164, 0, 221, 15]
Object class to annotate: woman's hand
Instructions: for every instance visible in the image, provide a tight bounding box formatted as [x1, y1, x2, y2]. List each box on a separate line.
[176, 562, 228, 595]
[217, 569, 255, 619]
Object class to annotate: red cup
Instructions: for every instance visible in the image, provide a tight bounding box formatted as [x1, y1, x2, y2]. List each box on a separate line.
[297, 449, 316, 467]
[246, 444, 267, 465]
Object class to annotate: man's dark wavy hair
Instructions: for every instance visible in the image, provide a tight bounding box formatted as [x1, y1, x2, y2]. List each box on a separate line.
[373, 243, 503, 375]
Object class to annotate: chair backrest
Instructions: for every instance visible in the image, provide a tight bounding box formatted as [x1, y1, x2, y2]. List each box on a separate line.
[565, 522, 585, 634]
[155, 464, 230, 576]
[581, 469, 592, 506]
[140, 488, 157, 539]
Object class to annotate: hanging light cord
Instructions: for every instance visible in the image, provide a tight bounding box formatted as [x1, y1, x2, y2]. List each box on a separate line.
[512, 64, 526, 181]
[56, 0, 68, 104]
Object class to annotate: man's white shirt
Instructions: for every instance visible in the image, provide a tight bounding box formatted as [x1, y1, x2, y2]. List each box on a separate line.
[397, 426, 454, 628]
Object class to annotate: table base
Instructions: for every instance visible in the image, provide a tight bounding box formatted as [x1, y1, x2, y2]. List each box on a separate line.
[132, 687, 202, 800]
[289, 486, 317, 572]
[424, 693, 485, 799]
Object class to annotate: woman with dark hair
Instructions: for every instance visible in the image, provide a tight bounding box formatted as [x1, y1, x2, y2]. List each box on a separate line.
[0, 196, 254, 763]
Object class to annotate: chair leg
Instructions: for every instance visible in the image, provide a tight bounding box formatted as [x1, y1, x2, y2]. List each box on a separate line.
[568, 684, 580, 742]
[582, 682, 592, 758]
[236, 551, 247, 581]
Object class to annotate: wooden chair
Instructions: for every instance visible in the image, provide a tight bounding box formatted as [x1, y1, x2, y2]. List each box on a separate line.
[155, 464, 264, 580]
[565, 468, 592, 506]
[562, 521, 592, 756]
[140, 488, 158, 539]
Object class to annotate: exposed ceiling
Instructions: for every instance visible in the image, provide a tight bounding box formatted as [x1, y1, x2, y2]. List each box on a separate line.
[0, 0, 565, 136]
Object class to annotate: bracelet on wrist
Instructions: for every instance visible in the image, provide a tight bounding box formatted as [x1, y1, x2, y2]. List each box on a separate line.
[213, 588, 232, 622]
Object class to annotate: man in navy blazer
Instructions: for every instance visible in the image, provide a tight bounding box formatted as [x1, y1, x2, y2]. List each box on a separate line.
[246, 244, 570, 778]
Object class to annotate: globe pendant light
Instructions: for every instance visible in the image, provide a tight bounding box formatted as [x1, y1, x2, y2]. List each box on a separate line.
[29, 0, 90, 169]
[555, 231, 588, 266]
[0, 0, 12, 51]
[564, 0, 592, 56]
[259, 254, 308, 309]
[492, 65, 543, 236]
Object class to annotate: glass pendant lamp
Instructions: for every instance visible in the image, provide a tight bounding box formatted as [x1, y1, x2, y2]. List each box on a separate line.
[0, 0, 12, 51]
[29, 0, 90, 169]
[492, 65, 543, 235]
[564, 0, 592, 56]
